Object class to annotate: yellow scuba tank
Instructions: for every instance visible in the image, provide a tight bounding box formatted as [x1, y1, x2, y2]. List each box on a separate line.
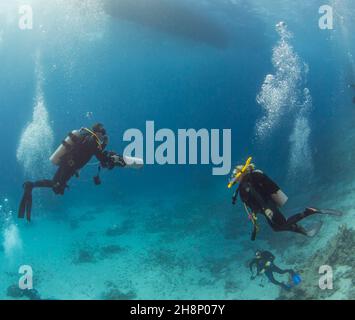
[50, 130, 81, 166]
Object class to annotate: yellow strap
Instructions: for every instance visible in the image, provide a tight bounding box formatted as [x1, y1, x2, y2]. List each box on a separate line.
[83, 128, 102, 150]
[243, 203, 259, 232]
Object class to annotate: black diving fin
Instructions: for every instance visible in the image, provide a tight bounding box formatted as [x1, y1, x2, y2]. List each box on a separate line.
[18, 182, 33, 222]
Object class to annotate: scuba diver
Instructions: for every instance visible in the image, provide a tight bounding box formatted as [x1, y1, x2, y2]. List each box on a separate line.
[18, 123, 143, 222]
[228, 157, 342, 241]
[249, 250, 301, 291]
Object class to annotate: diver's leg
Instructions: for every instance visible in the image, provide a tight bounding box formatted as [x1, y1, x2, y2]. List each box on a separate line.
[261, 202, 318, 236]
[51, 165, 76, 195]
[263, 206, 288, 232]
[265, 212, 312, 237]
[18, 182, 34, 221]
[272, 265, 295, 276]
[285, 208, 319, 226]
[19, 179, 57, 221]
[265, 270, 290, 291]
[18, 165, 73, 221]
[18, 179, 55, 222]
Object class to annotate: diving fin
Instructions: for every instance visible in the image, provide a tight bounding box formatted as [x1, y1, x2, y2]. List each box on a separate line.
[317, 209, 343, 217]
[306, 222, 323, 238]
[18, 195, 27, 219]
[18, 182, 34, 222]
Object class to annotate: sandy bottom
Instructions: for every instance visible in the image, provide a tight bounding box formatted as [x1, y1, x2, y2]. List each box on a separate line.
[0, 182, 354, 300]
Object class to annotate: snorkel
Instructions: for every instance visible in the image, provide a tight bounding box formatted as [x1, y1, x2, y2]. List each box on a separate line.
[228, 157, 253, 189]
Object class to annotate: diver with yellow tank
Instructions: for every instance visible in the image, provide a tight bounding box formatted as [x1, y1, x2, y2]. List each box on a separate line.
[18, 123, 143, 222]
[229, 157, 342, 241]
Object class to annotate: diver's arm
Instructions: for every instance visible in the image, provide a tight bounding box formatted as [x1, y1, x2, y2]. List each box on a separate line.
[249, 259, 256, 273]
[95, 150, 112, 169]
[95, 151, 126, 170]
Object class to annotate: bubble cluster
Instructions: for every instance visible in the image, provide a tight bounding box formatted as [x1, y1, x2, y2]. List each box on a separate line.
[255, 22, 302, 139]
[255, 22, 314, 181]
[16, 55, 54, 179]
[288, 88, 314, 179]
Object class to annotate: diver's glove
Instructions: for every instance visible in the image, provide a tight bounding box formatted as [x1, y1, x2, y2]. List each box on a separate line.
[112, 154, 126, 168]
[101, 151, 127, 169]
[101, 151, 117, 170]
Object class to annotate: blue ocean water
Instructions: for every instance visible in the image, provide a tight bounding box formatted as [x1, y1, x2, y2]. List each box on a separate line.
[0, 0, 354, 300]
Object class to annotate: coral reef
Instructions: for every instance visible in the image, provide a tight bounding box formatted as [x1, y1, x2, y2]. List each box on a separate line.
[224, 280, 240, 294]
[73, 248, 97, 264]
[72, 244, 125, 264]
[99, 245, 125, 259]
[101, 282, 137, 300]
[149, 248, 184, 270]
[69, 219, 80, 230]
[6, 285, 41, 300]
[101, 288, 136, 300]
[279, 225, 355, 300]
[105, 220, 134, 237]
[7, 285, 24, 299]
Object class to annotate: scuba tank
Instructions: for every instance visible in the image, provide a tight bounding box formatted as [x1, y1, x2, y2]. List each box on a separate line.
[271, 189, 288, 208]
[49, 130, 81, 166]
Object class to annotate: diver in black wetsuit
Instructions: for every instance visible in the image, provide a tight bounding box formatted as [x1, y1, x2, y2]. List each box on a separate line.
[18, 123, 127, 222]
[230, 159, 342, 241]
[249, 250, 296, 291]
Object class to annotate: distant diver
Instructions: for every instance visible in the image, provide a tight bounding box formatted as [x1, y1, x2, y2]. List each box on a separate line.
[249, 250, 301, 291]
[229, 157, 342, 241]
[18, 123, 143, 221]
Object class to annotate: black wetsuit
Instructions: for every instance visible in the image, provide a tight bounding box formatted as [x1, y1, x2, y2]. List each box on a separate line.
[35, 129, 113, 195]
[249, 251, 295, 291]
[232, 170, 319, 239]
[18, 128, 125, 221]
